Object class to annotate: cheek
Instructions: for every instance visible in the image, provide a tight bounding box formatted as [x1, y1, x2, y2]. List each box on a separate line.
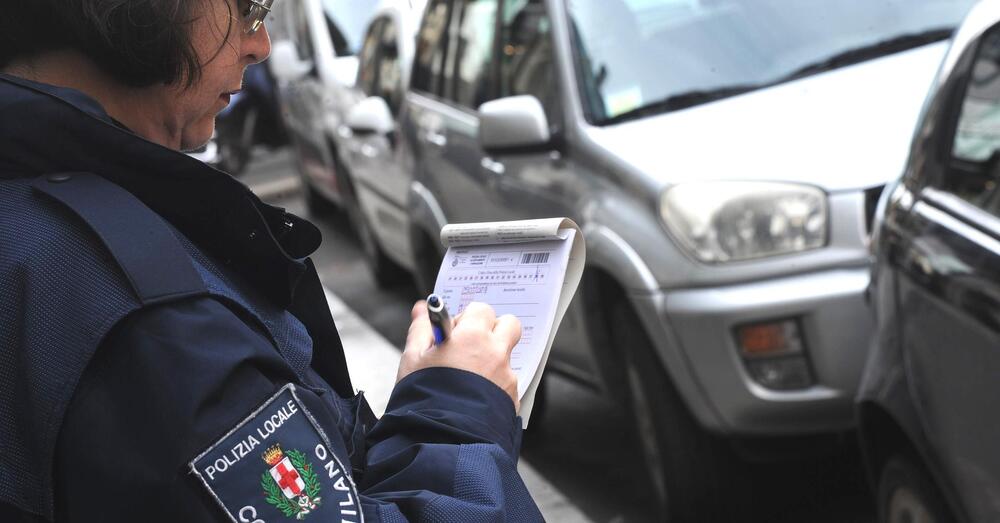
[173, 95, 214, 135]
[189, 77, 228, 116]
[199, 66, 237, 107]
[173, 89, 223, 150]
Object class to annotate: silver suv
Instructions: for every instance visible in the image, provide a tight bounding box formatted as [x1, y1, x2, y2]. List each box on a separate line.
[355, 0, 977, 518]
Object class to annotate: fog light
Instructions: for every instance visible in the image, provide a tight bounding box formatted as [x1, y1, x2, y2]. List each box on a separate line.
[735, 319, 814, 390]
[735, 319, 803, 357]
[745, 357, 814, 390]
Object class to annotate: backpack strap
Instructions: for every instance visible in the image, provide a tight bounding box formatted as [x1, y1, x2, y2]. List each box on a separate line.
[31, 172, 356, 396]
[1, 173, 209, 519]
[33, 172, 356, 397]
[30, 172, 206, 305]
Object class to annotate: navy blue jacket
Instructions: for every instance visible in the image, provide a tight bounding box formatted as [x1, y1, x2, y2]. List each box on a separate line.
[0, 74, 542, 522]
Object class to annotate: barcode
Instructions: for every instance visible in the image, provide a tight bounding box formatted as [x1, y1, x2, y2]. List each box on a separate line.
[521, 252, 549, 264]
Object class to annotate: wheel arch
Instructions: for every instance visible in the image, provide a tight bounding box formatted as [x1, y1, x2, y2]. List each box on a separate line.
[405, 181, 449, 293]
[406, 180, 448, 242]
[578, 225, 726, 431]
[583, 252, 753, 520]
[325, 135, 354, 198]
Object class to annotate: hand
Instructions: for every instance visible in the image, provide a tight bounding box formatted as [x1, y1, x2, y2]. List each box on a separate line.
[397, 300, 522, 412]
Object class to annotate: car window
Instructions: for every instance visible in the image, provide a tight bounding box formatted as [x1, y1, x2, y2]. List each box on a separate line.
[567, 0, 977, 125]
[266, 1, 291, 41]
[412, 0, 453, 95]
[945, 25, 1000, 216]
[445, 0, 499, 110]
[292, 0, 315, 61]
[357, 18, 385, 95]
[322, 0, 382, 55]
[499, 0, 560, 128]
[377, 19, 406, 116]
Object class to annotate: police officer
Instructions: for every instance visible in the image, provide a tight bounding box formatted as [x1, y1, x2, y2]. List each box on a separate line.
[0, 1, 542, 521]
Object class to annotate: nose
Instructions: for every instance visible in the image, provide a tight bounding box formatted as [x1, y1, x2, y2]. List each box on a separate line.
[245, 24, 272, 64]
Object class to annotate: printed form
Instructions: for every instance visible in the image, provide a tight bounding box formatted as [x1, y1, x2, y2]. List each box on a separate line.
[433, 218, 585, 426]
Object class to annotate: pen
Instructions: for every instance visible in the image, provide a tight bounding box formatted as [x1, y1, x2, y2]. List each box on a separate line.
[426, 294, 453, 345]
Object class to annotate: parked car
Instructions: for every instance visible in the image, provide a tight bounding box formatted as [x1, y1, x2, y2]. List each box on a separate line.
[267, 0, 381, 212]
[335, 0, 427, 286]
[860, 2, 1000, 521]
[355, 0, 978, 519]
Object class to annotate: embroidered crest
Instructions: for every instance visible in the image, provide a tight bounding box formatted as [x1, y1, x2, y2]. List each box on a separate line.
[190, 384, 363, 523]
[261, 445, 323, 519]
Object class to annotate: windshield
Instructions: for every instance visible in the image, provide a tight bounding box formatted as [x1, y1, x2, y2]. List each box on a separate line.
[567, 0, 978, 125]
[322, 0, 381, 55]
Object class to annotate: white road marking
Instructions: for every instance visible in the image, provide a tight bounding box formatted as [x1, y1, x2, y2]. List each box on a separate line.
[324, 288, 400, 417]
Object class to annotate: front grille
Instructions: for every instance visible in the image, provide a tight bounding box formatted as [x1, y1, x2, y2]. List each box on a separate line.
[864, 185, 885, 235]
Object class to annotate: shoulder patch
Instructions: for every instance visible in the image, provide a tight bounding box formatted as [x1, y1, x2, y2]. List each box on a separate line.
[191, 384, 364, 523]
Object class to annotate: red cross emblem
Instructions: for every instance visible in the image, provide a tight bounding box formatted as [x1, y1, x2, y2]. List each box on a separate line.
[269, 457, 305, 499]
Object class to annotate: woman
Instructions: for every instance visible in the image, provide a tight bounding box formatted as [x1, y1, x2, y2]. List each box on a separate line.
[0, 1, 539, 521]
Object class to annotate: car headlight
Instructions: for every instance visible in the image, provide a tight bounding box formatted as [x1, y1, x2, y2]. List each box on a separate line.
[660, 182, 828, 263]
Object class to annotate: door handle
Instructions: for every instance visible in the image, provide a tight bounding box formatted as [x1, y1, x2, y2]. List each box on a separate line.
[481, 157, 505, 175]
[424, 130, 448, 148]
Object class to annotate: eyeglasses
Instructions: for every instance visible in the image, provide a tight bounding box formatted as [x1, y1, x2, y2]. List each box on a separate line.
[242, 0, 274, 35]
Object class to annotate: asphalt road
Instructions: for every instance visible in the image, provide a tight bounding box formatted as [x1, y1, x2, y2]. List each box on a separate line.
[242, 147, 878, 523]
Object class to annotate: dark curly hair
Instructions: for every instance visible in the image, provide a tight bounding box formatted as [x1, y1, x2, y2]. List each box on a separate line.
[0, 0, 235, 88]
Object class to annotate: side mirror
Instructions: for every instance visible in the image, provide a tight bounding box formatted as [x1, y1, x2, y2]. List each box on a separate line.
[269, 40, 313, 82]
[331, 56, 360, 87]
[346, 96, 395, 135]
[478, 95, 551, 151]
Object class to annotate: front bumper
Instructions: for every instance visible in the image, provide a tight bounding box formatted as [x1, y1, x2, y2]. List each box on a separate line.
[636, 265, 873, 436]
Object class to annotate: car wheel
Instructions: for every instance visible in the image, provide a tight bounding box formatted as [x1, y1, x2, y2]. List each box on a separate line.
[528, 373, 548, 423]
[413, 228, 444, 297]
[879, 454, 953, 523]
[303, 177, 336, 216]
[344, 187, 408, 288]
[609, 297, 750, 522]
[299, 147, 337, 217]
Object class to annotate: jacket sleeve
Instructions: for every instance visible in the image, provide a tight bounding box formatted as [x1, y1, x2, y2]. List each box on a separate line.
[53, 296, 543, 523]
[359, 368, 544, 523]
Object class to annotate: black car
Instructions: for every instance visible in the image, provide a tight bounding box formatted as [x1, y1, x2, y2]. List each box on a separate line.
[860, 1, 1000, 522]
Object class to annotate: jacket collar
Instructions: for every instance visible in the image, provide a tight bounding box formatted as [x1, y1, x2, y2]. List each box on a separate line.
[0, 73, 321, 307]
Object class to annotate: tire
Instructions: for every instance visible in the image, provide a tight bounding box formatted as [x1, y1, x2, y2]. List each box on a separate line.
[343, 184, 408, 288]
[878, 454, 954, 523]
[300, 145, 338, 218]
[412, 228, 445, 297]
[526, 373, 549, 423]
[609, 296, 750, 522]
[303, 177, 337, 216]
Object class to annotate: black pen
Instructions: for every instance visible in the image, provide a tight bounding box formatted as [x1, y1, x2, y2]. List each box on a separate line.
[426, 294, 453, 345]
